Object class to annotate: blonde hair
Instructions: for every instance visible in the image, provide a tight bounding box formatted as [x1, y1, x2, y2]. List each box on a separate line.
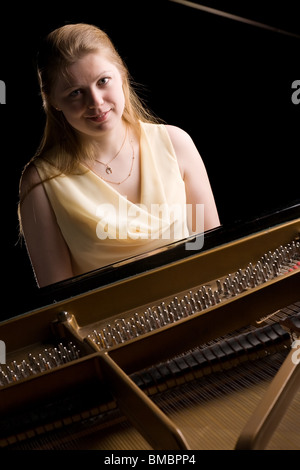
[18, 23, 161, 234]
[31, 23, 160, 173]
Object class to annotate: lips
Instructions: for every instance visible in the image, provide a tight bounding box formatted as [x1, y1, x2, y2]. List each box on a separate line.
[86, 109, 110, 122]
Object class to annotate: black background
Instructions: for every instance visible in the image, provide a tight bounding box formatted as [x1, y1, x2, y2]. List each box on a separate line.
[0, 0, 299, 320]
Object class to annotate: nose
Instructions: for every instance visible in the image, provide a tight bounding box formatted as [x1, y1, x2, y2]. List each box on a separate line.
[87, 88, 104, 110]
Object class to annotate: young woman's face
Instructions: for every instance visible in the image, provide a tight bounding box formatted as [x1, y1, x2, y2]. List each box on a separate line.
[53, 51, 125, 137]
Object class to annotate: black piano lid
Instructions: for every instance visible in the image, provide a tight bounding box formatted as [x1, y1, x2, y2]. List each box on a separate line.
[34, 199, 299, 308]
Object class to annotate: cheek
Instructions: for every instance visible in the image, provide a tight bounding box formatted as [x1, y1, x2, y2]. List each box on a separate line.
[62, 102, 85, 123]
[110, 75, 126, 110]
[66, 101, 84, 113]
[115, 87, 126, 112]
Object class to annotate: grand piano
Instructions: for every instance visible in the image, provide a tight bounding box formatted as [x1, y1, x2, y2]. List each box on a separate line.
[1, 0, 299, 451]
[1, 202, 299, 450]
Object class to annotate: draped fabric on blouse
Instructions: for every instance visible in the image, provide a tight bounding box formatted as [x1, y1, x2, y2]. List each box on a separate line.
[34, 121, 189, 275]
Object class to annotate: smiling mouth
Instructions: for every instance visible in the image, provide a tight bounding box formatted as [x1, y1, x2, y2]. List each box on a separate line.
[86, 110, 110, 121]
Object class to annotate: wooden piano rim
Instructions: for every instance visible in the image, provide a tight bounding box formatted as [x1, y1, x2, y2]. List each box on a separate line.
[0, 269, 299, 450]
[1, 217, 299, 352]
[0, 217, 299, 450]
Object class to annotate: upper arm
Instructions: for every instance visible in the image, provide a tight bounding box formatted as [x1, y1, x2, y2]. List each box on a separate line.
[165, 125, 220, 233]
[19, 164, 74, 287]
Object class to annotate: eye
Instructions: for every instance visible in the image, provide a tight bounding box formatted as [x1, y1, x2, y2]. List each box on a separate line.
[98, 77, 110, 86]
[69, 89, 82, 98]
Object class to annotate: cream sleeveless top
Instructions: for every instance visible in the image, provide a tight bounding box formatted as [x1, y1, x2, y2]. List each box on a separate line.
[35, 121, 189, 275]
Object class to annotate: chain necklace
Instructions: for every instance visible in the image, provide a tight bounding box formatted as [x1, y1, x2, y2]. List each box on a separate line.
[98, 137, 135, 185]
[94, 126, 128, 175]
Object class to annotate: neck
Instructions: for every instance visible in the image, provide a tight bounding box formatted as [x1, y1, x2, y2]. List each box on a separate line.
[91, 121, 128, 163]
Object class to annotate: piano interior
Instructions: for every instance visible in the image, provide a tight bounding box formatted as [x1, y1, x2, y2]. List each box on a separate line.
[1, 211, 299, 450]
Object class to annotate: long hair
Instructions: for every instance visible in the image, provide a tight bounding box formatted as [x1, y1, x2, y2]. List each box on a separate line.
[31, 23, 160, 173]
[18, 23, 161, 234]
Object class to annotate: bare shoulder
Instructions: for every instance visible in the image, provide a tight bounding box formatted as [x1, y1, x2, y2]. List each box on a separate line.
[19, 161, 52, 216]
[165, 124, 203, 177]
[19, 162, 42, 196]
[165, 124, 195, 148]
[165, 125, 199, 158]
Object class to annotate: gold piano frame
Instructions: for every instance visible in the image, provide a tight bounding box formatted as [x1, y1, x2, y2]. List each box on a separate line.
[1, 216, 299, 450]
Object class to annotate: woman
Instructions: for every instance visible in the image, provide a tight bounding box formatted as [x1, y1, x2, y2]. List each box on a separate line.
[19, 23, 220, 287]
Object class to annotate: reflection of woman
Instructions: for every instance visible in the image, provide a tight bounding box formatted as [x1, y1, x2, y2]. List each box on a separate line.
[19, 23, 220, 287]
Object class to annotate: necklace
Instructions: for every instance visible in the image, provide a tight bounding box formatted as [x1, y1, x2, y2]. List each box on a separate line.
[95, 126, 128, 174]
[98, 137, 135, 185]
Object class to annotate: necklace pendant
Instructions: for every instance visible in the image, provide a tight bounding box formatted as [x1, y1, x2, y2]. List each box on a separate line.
[106, 166, 112, 174]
